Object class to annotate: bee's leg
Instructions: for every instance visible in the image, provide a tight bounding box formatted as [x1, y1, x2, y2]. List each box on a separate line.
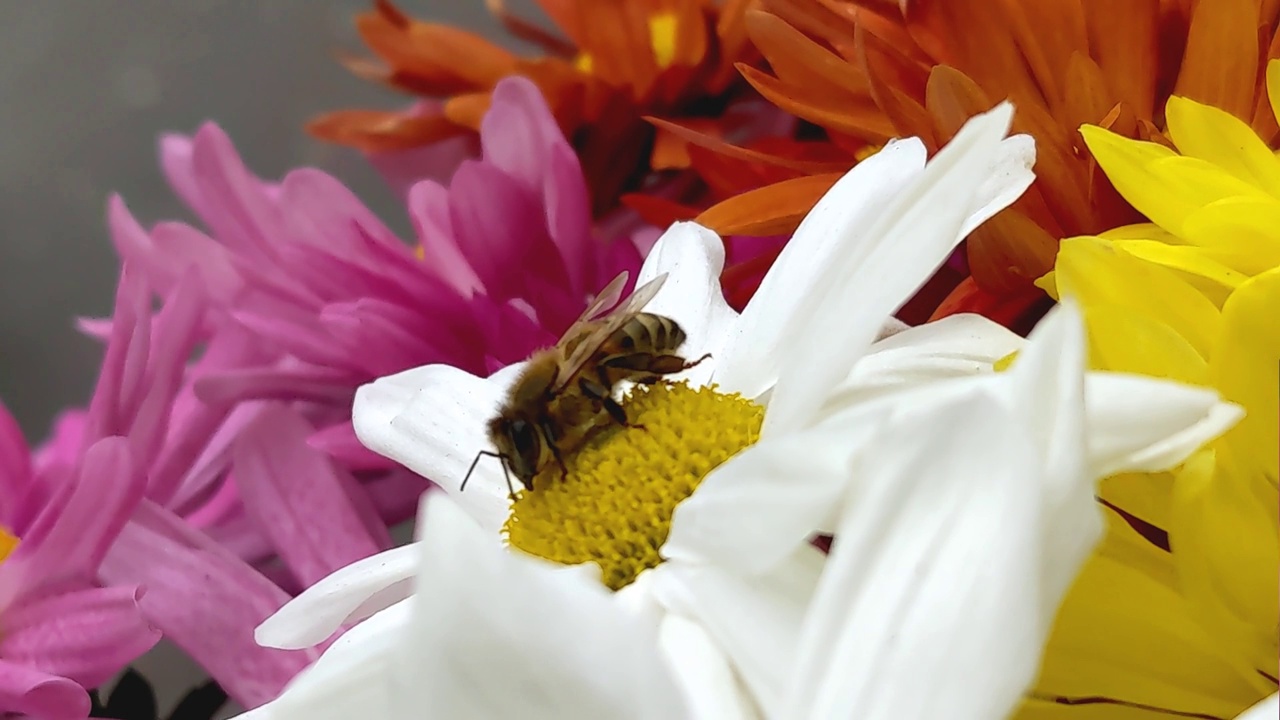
[579, 377, 646, 431]
[683, 352, 713, 370]
[540, 419, 570, 480]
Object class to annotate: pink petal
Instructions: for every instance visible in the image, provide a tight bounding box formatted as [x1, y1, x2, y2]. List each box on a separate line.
[406, 181, 482, 295]
[368, 134, 478, 199]
[195, 367, 356, 406]
[98, 500, 320, 708]
[543, 142, 594, 295]
[84, 266, 150, 446]
[277, 169, 401, 258]
[481, 77, 566, 191]
[6, 438, 144, 597]
[232, 405, 389, 587]
[0, 661, 89, 719]
[0, 586, 160, 689]
[188, 123, 289, 263]
[0, 402, 32, 513]
[148, 220, 244, 303]
[307, 422, 396, 472]
[158, 133, 206, 222]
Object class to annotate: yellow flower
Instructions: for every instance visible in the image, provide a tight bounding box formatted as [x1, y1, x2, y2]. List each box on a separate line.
[1028, 61, 1280, 719]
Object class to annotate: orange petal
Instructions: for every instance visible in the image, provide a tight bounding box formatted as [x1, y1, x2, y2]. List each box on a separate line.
[357, 4, 519, 89]
[737, 63, 897, 142]
[930, 276, 1051, 332]
[1061, 52, 1118, 136]
[924, 65, 995, 146]
[442, 92, 493, 131]
[306, 110, 469, 152]
[1001, 0, 1089, 109]
[857, 24, 936, 147]
[1082, 0, 1160, 121]
[483, 0, 578, 56]
[745, 10, 872, 97]
[697, 173, 843, 236]
[905, 0, 1043, 104]
[1173, 0, 1260, 121]
[645, 116, 850, 174]
[761, 0, 859, 53]
[965, 206, 1060, 294]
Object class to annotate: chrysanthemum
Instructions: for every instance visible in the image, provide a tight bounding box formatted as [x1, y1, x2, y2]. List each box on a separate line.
[34, 267, 348, 708]
[1027, 61, 1280, 720]
[309, 0, 769, 216]
[0, 399, 158, 720]
[226, 108, 1236, 720]
[113, 76, 640, 506]
[694, 0, 1279, 323]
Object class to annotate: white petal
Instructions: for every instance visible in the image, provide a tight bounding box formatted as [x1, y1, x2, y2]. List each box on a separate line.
[249, 600, 412, 719]
[1237, 694, 1279, 720]
[256, 544, 420, 649]
[395, 493, 689, 719]
[663, 378, 984, 574]
[787, 390, 1099, 720]
[635, 221, 740, 385]
[1083, 373, 1243, 477]
[712, 138, 928, 400]
[765, 103, 1020, 437]
[657, 614, 761, 720]
[353, 363, 522, 533]
[958, 132, 1037, 239]
[653, 546, 824, 719]
[822, 313, 1023, 412]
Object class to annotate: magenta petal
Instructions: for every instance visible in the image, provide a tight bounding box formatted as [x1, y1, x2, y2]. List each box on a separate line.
[277, 169, 401, 259]
[232, 405, 388, 587]
[543, 142, 594, 295]
[0, 586, 160, 689]
[85, 266, 150, 445]
[307, 422, 395, 472]
[0, 402, 31, 511]
[10, 438, 143, 591]
[99, 501, 319, 708]
[188, 123, 288, 263]
[0, 661, 90, 719]
[195, 367, 355, 406]
[481, 77, 565, 190]
[368, 133, 477, 201]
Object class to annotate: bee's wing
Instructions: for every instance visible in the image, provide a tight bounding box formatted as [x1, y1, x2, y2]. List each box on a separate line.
[552, 272, 669, 391]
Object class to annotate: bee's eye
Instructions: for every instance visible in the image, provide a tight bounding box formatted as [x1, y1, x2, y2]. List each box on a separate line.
[507, 420, 537, 456]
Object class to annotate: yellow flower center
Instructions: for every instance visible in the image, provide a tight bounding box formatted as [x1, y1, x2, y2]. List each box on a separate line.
[0, 526, 18, 564]
[503, 382, 763, 590]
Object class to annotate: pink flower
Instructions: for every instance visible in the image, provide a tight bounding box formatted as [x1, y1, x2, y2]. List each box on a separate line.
[109, 75, 645, 495]
[0, 367, 158, 717]
[34, 268, 338, 709]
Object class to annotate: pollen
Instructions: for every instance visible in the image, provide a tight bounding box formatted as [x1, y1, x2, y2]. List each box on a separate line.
[0, 526, 18, 564]
[647, 13, 679, 70]
[503, 381, 763, 591]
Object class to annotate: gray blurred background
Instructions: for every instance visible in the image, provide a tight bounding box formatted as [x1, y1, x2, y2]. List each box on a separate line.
[0, 1, 517, 714]
[0, 1, 520, 439]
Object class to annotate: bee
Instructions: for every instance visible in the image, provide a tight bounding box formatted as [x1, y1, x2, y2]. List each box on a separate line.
[462, 271, 710, 494]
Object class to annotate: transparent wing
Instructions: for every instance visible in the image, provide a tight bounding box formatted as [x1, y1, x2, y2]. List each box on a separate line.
[552, 272, 669, 391]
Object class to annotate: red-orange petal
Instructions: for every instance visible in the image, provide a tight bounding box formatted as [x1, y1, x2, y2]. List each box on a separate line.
[1082, 0, 1160, 121]
[1173, 0, 1259, 121]
[696, 173, 842, 236]
[306, 110, 468, 152]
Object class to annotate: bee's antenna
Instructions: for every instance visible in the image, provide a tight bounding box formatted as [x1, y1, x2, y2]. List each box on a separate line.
[461, 450, 518, 497]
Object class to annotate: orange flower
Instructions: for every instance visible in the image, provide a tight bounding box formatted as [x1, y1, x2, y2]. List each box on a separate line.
[695, 0, 1280, 316]
[310, 0, 761, 216]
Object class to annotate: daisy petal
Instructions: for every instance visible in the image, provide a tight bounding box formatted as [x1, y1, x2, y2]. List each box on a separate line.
[653, 545, 825, 718]
[712, 138, 928, 399]
[656, 614, 757, 720]
[256, 543, 421, 651]
[635, 221, 739, 383]
[353, 363, 522, 533]
[765, 104, 1018, 437]
[824, 313, 1023, 410]
[787, 391, 1092, 720]
[1238, 694, 1279, 720]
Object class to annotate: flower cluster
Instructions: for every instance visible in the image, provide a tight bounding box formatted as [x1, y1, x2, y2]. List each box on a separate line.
[1, 3, 1276, 720]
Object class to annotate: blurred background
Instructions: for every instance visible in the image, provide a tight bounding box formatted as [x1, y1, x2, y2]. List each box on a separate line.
[0, 2, 516, 715]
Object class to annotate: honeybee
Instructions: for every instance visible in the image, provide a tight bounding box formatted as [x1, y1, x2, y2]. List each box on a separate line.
[462, 271, 710, 494]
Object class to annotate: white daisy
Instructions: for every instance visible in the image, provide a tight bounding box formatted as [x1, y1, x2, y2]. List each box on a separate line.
[239, 104, 1242, 719]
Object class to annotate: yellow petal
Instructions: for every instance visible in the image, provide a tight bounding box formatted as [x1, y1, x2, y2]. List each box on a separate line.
[1026, 514, 1268, 720]
[1170, 450, 1280, 688]
[1110, 239, 1247, 306]
[1098, 223, 1187, 245]
[1267, 59, 1280, 130]
[1081, 126, 1268, 237]
[1165, 95, 1280, 196]
[1079, 304, 1208, 385]
[1181, 197, 1280, 276]
[1097, 471, 1174, 541]
[1210, 267, 1280, 481]
[1055, 237, 1221, 361]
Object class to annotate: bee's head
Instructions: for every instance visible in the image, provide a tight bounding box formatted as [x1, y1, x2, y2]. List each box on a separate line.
[487, 415, 541, 487]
